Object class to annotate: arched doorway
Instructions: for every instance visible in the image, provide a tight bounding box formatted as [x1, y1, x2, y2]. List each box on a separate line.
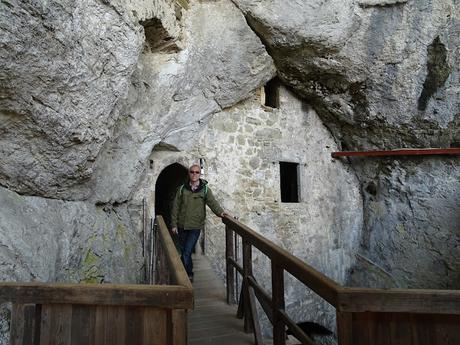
[155, 163, 188, 228]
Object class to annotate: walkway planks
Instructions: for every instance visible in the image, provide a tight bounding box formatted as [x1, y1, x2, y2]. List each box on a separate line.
[188, 254, 255, 345]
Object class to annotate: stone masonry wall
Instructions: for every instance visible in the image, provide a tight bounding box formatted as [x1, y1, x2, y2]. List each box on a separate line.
[146, 86, 363, 335]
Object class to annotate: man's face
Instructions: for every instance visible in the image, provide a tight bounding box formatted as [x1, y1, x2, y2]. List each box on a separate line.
[189, 167, 201, 182]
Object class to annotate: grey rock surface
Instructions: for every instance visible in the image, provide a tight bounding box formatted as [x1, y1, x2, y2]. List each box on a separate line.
[90, 0, 275, 203]
[348, 157, 460, 289]
[233, 0, 459, 149]
[0, 0, 143, 200]
[0, 185, 143, 284]
[232, 0, 460, 290]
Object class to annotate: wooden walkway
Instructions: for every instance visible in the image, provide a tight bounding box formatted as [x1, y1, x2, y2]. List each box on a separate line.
[188, 254, 255, 345]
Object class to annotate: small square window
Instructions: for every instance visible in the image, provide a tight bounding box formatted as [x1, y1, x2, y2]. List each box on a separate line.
[280, 162, 299, 203]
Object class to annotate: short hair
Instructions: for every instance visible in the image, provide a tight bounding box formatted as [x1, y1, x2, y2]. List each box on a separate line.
[189, 164, 200, 171]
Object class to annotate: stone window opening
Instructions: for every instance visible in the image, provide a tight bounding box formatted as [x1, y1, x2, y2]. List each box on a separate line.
[262, 77, 281, 108]
[280, 161, 300, 203]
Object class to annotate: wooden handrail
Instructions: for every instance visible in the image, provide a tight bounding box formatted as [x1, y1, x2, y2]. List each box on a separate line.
[223, 216, 460, 314]
[331, 147, 460, 158]
[338, 287, 460, 314]
[0, 282, 192, 308]
[223, 216, 340, 306]
[223, 215, 460, 345]
[156, 215, 193, 289]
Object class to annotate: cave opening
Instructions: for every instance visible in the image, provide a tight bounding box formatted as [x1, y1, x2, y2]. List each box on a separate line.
[155, 163, 188, 228]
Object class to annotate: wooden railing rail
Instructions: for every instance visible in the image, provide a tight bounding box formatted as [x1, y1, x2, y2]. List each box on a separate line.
[223, 216, 460, 345]
[0, 215, 193, 345]
[155, 215, 193, 289]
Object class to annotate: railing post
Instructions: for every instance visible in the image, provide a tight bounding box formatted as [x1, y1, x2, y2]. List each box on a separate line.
[272, 262, 285, 345]
[242, 239, 253, 333]
[225, 225, 235, 304]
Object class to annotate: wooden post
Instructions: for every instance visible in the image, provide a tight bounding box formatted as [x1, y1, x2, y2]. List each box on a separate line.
[235, 232, 239, 304]
[272, 262, 285, 345]
[242, 240, 253, 333]
[226, 225, 235, 304]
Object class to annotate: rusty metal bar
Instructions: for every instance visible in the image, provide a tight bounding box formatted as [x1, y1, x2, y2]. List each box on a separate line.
[331, 148, 460, 158]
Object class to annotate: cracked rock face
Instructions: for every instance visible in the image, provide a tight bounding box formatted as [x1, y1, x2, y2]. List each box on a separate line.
[0, 185, 142, 284]
[233, 0, 459, 149]
[0, 0, 143, 200]
[348, 157, 460, 289]
[233, 0, 460, 289]
[89, 0, 275, 203]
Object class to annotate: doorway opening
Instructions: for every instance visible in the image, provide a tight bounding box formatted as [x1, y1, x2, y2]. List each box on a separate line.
[155, 163, 188, 228]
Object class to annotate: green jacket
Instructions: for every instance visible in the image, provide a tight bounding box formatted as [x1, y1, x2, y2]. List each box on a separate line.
[171, 179, 224, 230]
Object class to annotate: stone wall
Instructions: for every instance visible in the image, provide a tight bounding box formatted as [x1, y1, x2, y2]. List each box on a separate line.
[147, 86, 363, 333]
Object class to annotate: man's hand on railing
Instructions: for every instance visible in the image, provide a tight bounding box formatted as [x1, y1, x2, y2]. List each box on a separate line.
[171, 227, 178, 235]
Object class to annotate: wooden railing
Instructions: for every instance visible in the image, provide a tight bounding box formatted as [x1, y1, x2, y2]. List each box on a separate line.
[0, 215, 192, 345]
[224, 216, 460, 345]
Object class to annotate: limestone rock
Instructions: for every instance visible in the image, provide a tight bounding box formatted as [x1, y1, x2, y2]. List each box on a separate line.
[233, 0, 459, 149]
[0, 0, 143, 199]
[0, 186, 143, 284]
[232, 0, 460, 291]
[90, 0, 275, 203]
[348, 158, 460, 289]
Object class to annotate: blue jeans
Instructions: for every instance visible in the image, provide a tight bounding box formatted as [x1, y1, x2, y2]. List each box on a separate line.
[177, 229, 201, 277]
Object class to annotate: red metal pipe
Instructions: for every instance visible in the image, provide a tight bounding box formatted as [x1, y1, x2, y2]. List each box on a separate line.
[331, 148, 460, 158]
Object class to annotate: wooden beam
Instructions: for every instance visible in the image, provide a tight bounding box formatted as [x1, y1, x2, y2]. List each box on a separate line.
[337, 287, 460, 314]
[0, 283, 193, 309]
[156, 216, 192, 290]
[331, 148, 460, 158]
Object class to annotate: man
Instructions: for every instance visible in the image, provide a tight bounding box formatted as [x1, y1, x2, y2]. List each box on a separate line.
[171, 164, 229, 282]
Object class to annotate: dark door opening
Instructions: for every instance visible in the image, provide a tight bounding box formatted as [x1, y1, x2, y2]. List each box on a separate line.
[155, 163, 188, 228]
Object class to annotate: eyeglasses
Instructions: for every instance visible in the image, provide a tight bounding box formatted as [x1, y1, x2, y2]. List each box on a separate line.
[189, 171, 200, 174]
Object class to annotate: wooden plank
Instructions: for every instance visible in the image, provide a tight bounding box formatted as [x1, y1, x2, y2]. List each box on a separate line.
[94, 305, 108, 345]
[336, 311, 353, 345]
[125, 306, 144, 345]
[156, 216, 192, 289]
[337, 288, 460, 314]
[271, 263, 285, 345]
[0, 283, 193, 309]
[143, 308, 167, 345]
[171, 309, 187, 345]
[248, 276, 273, 324]
[331, 148, 460, 158]
[346, 312, 460, 345]
[70, 305, 95, 345]
[248, 284, 264, 345]
[107, 306, 126, 345]
[39, 304, 72, 345]
[242, 241, 253, 333]
[236, 283, 244, 319]
[225, 225, 235, 305]
[10, 304, 36, 345]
